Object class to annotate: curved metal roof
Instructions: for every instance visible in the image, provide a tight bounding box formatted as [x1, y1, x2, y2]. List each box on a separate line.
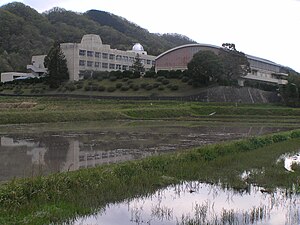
[156, 43, 282, 67]
[155, 43, 221, 60]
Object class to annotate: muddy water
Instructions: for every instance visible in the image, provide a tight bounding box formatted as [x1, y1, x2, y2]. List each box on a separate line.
[74, 181, 300, 225]
[0, 121, 294, 182]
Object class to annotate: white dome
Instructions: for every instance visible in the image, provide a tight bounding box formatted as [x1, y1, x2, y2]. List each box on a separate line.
[132, 43, 144, 51]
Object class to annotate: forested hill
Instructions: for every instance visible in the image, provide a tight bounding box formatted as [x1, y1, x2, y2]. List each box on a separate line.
[0, 2, 196, 73]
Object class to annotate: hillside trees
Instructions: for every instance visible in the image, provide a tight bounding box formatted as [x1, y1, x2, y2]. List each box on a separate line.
[44, 41, 69, 88]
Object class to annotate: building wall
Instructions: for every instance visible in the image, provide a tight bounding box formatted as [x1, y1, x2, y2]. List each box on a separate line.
[155, 44, 288, 86]
[61, 34, 156, 81]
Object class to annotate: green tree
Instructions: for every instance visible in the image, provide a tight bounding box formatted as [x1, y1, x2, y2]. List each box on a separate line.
[187, 50, 224, 86]
[219, 43, 250, 85]
[131, 53, 144, 75]
[44, 41, 69, 88]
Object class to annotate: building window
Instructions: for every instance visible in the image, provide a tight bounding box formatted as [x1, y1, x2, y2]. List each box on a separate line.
[122, 65, 128, 70]
[129, 57, 134, 62]
[79, 60, 85, 66]
[109, 54, 115, 60]
[87, 61, 93, 67]
[152, 61, 155, 66]
[109, 64, 115, 69]
[87, 51, 94, 57]
[116, 55, 122, 61]
[95, 52, 101, 58]
[147, 60, 151, 65]
[251, 69, 258, 75]
[116, 64, 122, 70]
[95, 62, 100, 68]
[102, 53, 108, 59]
[102, 63, 108, 69]
[79, 50, 86, 56]
[123, 56, 128, 61]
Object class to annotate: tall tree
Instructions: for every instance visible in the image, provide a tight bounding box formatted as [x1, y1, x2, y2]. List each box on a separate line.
[219, 43, 250, 85]
[187, 50, 224, 86]
[131, 53, 144, 75]
[44, 41, 69, 88]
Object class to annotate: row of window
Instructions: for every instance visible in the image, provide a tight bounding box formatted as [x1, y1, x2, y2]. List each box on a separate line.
[79, 49, 154, 65]
[79, 60, 129, 70]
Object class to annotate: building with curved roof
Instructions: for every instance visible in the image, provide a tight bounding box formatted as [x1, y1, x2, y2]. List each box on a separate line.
[155, 44, 288, 86]
[61, 34, 156, 81]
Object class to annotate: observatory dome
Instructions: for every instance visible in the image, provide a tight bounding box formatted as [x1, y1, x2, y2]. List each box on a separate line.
[132, 43, 144, 51]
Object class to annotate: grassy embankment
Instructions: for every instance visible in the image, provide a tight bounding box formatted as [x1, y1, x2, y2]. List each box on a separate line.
[0, 77, 201, 97]
[0, 130, 300, 224]
[1, 96, 300, 125]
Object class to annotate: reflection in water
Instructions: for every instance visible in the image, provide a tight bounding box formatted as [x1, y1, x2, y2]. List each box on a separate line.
[74, 182, 300, 225]
[0, 123, 293, 181]
[277, 152, 300, 172]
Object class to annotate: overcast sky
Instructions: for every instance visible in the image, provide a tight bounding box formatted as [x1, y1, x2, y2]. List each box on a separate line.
[1, 0, 300, 72]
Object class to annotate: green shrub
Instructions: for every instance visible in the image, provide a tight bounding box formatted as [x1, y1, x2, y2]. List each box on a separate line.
[76, 83, 84, 89]
[107, 87, 116, 92]
[98, 86, 106, 92]
[109, 76, 117, 82]
[140, 83, 149, 89]
[153, 83, 160, 88]
[181, 76, 189, 83]
[145, 85, 153, 91]
[84, 86, 91, 91]
[116, 83, 123, 89]
[121, 86, 129, 91]
[132, 85, 139, 91]
[156, 76, 164, 82]
[162, 79, 170, 85]
[122, 78, 129, 82]
[171, 85, 179, 91]
[158, 86, 165, 91]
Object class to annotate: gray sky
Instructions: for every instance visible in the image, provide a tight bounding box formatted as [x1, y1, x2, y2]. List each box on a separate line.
[1, 0, 300, 72]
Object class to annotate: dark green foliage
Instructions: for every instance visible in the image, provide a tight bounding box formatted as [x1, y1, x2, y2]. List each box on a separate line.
[187, 50, 224, 85]
[219, 44, 250, 84]
[115, 83, 123, 89]
[107, 87, 116, 92]
[131, 54, 144, 75]
[120, 86, 129, 91]
[98, 86, 105, 92]
[44, 41, 69, 88]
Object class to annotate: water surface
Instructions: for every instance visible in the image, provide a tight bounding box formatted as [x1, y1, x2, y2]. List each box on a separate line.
[0, 120, 295, 182]
[74, 181, 300, 225]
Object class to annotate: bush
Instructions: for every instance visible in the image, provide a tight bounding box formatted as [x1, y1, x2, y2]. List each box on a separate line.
[145, 84, 153, 91]
[152, 83, 160, 88]
[76, 83, 84, 89]
[181, 76, 189, 83]
[98, 86, 106, 92]
[91, 84, 99, 91]
[156, 76, 164, 82]
[109, 76, 117, 82]
[162, 79, 170, 85]
[122, 78, 129, 82]
[116, 83, 123, 89]
[132, 85, 139, 91]
[158, 86, 165, 91]
[171, 85, 179, 91]
[121, 86, 130, 91]
[84, 86, 91, 91]
[140, 83, 149, 89]
[107, 87, 116, 92]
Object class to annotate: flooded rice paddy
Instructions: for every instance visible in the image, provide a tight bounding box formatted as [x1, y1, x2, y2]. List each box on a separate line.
[74, 181, 300, 225]
[0, 120, 296, 182]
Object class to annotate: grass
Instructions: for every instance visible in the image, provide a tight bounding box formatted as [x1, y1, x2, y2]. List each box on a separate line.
[0, 129, 300, 224]
[1, 97, 300, 125]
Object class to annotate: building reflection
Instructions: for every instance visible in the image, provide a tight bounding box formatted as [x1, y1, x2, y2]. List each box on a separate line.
[0, 126, 291, 182]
